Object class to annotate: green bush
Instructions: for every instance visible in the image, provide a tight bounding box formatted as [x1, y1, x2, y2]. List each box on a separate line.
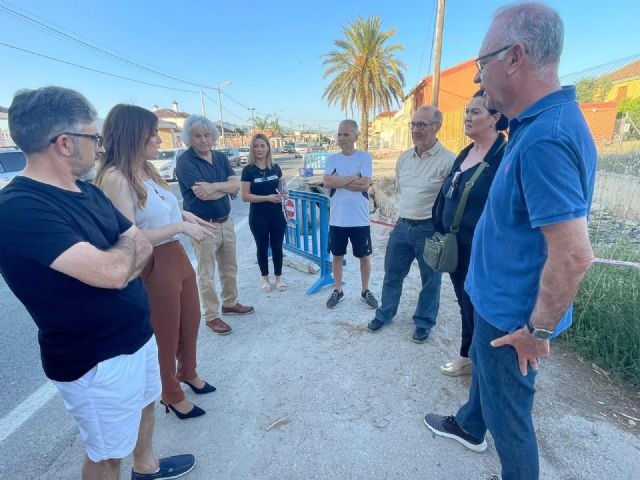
[564, 242, 640, 386]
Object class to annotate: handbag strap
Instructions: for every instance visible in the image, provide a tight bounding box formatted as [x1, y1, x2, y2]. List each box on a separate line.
[449, 162, 488, 233]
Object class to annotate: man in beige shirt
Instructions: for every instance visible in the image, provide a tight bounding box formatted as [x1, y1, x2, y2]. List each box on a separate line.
[368, 105, 455, 343]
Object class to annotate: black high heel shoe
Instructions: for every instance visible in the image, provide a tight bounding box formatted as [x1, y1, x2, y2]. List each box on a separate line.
[182, 380, 216, 394]
[159, 400, 206, 420]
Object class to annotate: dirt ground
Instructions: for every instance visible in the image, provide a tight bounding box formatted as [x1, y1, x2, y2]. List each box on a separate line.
[43, 159, 640, 479]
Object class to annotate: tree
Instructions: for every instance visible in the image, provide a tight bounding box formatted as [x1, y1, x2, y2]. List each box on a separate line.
[322, 16, 406, 151]
[270, 114, 284, 137]
[254, 115, 271, 132]
[575, 77, 613, 103]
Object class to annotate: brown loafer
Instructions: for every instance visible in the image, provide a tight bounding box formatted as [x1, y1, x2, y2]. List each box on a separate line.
[221, 303, 255, 315]
[206, 317, 232, 335]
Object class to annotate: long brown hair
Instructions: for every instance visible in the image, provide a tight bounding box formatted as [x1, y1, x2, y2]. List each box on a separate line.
[96, 104, 168, 207]
[247, 133, 273, 169]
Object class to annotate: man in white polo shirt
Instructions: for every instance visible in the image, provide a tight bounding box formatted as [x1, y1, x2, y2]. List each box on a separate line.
[323, 119, 378, 309]
[368, 105, 455, 343]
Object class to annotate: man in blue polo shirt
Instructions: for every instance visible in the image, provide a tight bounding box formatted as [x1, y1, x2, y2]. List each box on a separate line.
[424, 4, 596, 479]
[177, 116, 254, 336]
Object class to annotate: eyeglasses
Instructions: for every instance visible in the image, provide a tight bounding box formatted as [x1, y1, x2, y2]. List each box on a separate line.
[49, 132, 104, 148]
[408, 121, 438, 131]
[475, 44, 514, 73]
[445, 171, 462, 199]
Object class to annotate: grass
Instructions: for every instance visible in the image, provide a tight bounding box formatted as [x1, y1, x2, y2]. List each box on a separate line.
[563, 240, 640, 387]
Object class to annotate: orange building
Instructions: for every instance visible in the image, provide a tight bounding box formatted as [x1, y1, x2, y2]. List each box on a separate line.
[404, 59, 479, 152]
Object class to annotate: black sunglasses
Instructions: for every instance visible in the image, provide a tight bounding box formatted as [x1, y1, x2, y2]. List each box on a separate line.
[49, 132, 104, 148]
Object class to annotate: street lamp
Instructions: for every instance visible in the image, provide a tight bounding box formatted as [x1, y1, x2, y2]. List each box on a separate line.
[215, 80, 232, 146]
[248, 107, 255, 134]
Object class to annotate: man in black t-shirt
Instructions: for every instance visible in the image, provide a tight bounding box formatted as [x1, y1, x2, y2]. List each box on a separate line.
[0, 87, 195, 480]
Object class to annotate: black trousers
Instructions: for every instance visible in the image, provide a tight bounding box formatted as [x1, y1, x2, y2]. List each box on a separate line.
[249, 209, 286, 277]
[448, 241, 475, 358]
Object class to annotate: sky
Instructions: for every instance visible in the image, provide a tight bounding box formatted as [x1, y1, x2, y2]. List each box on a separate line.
[1, 0, 639, 132]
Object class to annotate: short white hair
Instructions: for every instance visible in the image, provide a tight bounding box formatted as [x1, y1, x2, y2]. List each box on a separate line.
[181, 115, 220, 146]
[415, 105, 443, 124]
[491, 2, 563, 79]
[339, 119, 359, 135]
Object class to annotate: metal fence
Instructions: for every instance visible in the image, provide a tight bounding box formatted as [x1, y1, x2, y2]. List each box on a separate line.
[559, 55, 640, 262]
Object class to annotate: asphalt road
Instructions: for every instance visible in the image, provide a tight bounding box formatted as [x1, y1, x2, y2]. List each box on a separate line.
[0, 153, 302, 478]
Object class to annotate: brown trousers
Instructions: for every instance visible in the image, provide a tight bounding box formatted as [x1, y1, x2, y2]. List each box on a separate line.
[141, 240, 201, 404]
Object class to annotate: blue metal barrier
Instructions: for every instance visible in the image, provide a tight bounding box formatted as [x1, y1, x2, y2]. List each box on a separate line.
[283, 189, 334, 295]
[298, 152, 331, 177]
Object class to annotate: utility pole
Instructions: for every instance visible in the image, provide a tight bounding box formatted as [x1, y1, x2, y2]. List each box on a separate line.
[199, 90, 206, 117]
[215, 81, 232, 146]
[248, 107, 256, 134]
[431, 0, 446, 107]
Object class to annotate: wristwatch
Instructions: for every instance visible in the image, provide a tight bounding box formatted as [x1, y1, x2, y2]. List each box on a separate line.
[527, 321, 554, 341]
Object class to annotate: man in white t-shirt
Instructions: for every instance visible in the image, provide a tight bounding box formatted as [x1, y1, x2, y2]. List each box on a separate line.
[323, 120, 378, 309]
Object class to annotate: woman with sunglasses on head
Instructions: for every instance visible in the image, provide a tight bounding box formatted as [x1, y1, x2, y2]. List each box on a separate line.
[432, 90, 508, 377]
[241, 134, 288, 293]
[96, 104, 216, 420]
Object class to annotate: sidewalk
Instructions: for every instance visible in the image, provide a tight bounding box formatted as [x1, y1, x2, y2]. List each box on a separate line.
[47, 221, 640, 479]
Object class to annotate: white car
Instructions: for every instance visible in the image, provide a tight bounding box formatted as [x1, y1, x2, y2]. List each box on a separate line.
[294, 142, 311, 158]
[238, 146, 250, 164]
[0, 147, 27, 189]
[150, 148, 186, 182]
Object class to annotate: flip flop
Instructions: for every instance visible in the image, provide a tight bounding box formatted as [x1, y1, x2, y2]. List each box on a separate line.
[261, 282, 272, 293]
[276, 281, 287, 292]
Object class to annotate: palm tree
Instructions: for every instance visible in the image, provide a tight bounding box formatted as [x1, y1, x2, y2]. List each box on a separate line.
[270, 114, 283, 137]
[322, 16, 406, 151]
[254, 115, 271, 132]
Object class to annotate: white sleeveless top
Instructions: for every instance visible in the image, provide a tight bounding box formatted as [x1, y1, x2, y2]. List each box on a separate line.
[135, 180, 182, 243]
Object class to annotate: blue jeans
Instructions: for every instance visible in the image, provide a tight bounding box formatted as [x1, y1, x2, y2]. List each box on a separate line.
[456, 312, 539, 480]
[374, 219, 441, 329]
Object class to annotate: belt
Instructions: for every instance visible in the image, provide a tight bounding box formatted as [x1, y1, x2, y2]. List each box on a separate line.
[203, 216, 229, 224]
[398, 217, 430, 226]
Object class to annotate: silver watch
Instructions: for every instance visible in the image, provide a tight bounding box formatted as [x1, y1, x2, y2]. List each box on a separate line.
[527, 321, 553, 341]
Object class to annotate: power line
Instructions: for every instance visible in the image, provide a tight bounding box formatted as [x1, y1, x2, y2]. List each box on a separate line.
[0, 1, 218, 90]
[0, 42, 200, 94]
[201, 91, 248, 123]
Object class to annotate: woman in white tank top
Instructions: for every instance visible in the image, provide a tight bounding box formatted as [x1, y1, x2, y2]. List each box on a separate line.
[97, 104, 216, 420]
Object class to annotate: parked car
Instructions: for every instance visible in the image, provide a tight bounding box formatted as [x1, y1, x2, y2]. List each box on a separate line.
[294, 142, 311, 158]
[238, 146, 250, 164]
[281, 143, 296, 154]
[215, 148, 241, 167]
[150, 148, 185, 182]
[0, 147, 27, 189]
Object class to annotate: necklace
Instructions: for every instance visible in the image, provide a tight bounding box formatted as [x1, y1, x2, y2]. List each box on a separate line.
[147, 180, 165, 200]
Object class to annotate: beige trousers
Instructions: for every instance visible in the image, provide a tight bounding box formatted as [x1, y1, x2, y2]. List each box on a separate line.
[191, 217, 239, 320]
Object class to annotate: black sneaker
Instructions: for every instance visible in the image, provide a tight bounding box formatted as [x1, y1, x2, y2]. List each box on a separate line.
[361, 290, 379, 309]
[326, 289, 344, 309]
[423, 414, 487, 453]
[367, 318, 385, 332]
[411, 327, 429, 343]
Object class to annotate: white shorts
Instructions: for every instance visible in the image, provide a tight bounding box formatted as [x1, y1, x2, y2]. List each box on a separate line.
[53, 336, 161, 462]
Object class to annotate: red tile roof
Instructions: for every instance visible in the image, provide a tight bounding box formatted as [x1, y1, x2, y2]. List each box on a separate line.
[154, 108, 189, 119]
[605, 59, 640, 82]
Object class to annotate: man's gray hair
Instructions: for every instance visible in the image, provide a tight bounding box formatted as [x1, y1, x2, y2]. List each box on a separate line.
[492, 2, 564, 79]
[339, 119, 359, 135]
[8, 86, 97, 155]
[416, 105, 443, 124]
[181, 115, 220, 146]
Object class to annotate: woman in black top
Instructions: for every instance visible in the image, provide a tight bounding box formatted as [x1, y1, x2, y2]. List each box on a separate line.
[432, 90, 508, 377]
[241, 134, 288, 292]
